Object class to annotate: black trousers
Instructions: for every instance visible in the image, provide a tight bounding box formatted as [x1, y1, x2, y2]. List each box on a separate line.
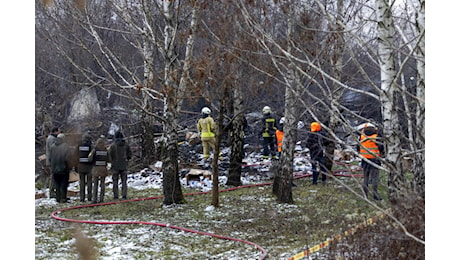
[53, 172, 69, 203]
[79, 171, 93, 202]
[262, 136, 276, 157]
[312, 156, 327, 184]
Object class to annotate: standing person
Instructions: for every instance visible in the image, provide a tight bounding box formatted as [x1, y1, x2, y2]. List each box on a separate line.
[260, 106, 278, 159]
[358, 124, 384, 201]
[76, 133, 93, 202]
[89, 136, 109, 203]
[305, 122, 330, 185]
[196, 107, 216, 161]
[109, 131, 132, 200]
[49, 133, 71, 203]
[45, 127, 60, 198]
[275, 117, 285, 157]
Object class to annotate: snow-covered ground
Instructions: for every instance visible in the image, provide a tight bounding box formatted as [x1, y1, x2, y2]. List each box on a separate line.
[35, 144, 352, 259]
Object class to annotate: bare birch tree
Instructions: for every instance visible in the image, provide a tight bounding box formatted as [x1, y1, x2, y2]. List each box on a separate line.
[232, 0, 425, 205]
[37, 0, 204, 205]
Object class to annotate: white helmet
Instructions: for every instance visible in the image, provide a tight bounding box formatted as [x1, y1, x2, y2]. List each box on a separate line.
[201, 107, 211, 115]
[279, 117, 285, 125]
[262, 106, 271, 114]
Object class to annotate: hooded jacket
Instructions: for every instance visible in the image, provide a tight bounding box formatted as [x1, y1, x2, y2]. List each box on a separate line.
[45, 133, 58, 166]
[50, 135, 71, 174]
[109, 134, 132, 171]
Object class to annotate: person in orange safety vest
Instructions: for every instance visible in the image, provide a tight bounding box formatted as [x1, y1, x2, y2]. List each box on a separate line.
[358, 124, 384, 201]
[275, 117, 285, 155]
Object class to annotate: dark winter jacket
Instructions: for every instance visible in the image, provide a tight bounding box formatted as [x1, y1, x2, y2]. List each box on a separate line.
[260, 113, 278, 138]
[89, 137, 109, 177]
[109, 135, 132, 171]
[76, 134, 93, 174]
[45, 133, 58, 166]
[305, 129, 330, 160]
[50, 136, 71, 175]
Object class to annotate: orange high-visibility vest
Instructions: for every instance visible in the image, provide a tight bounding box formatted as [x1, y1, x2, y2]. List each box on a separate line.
[359, 133, 380, 159]
[276, 130, 284, 152]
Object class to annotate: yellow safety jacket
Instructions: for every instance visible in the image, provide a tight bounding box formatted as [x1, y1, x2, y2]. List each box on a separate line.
[262, 118, 277, 137]
[197, 116, 216, 138]
[359, 133, 380, 159]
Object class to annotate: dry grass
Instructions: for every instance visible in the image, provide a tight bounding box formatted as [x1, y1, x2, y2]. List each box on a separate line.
[36, 172, 424, 259]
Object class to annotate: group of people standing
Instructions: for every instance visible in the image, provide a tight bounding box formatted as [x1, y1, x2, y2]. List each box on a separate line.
[259, 106, 334, 185]
[196, 105, 384, 201]
[45, 128, 132, 203]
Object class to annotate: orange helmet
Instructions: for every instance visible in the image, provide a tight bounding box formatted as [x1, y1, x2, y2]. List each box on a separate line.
[310, 122, 321, 132]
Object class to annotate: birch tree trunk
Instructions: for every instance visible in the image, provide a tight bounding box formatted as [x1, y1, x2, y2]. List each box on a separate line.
[273, 11, 297, 204]
[325, 0, 345, 171]
[376, 0, 405, 202]
[413, 0, 425, 197]
[161, 1, 199, 205]
[141, 18, 157, 165]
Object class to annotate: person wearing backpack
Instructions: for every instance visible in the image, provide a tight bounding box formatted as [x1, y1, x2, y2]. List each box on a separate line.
[49, 133, 71, 203]
[109, 131, 132, 200]
[259, 106, 278, 159]
[76, 133, 93, 202]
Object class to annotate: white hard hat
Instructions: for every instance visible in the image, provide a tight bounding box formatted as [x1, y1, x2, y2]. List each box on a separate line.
[262, 106, 271, 114]
[297, 121, 305, 129]
[279, 117, 285, 125]
[201, 107, 211, 115]
[357, 122, 376, 131]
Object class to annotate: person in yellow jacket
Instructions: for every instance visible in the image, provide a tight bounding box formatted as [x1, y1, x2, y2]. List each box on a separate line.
[357, 123, 384, 201]
[197, 107, 216, 160]
[260, 106, 279, 159]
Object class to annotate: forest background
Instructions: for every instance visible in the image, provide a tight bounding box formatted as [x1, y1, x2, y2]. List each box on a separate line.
[3, 0, 455, 259]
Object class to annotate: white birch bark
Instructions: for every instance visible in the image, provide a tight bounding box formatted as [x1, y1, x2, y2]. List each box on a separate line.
[414, 0, 425, 196]
[376, 0, 405, 201]
[161, 1, 199, 205]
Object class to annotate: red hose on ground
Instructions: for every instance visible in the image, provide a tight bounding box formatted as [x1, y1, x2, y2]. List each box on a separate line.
[50, 161, 361, 259]
[51, 187, 270, 259]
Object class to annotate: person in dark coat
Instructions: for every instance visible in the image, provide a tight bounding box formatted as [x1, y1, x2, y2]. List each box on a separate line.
[305, 122, 331, 185]
[109, 131, 132, 200]
[45, 127, 60, 198]
[76, 134, 93, 202]
[89, 136, 109, 203]
[49, 133, 71, 203]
